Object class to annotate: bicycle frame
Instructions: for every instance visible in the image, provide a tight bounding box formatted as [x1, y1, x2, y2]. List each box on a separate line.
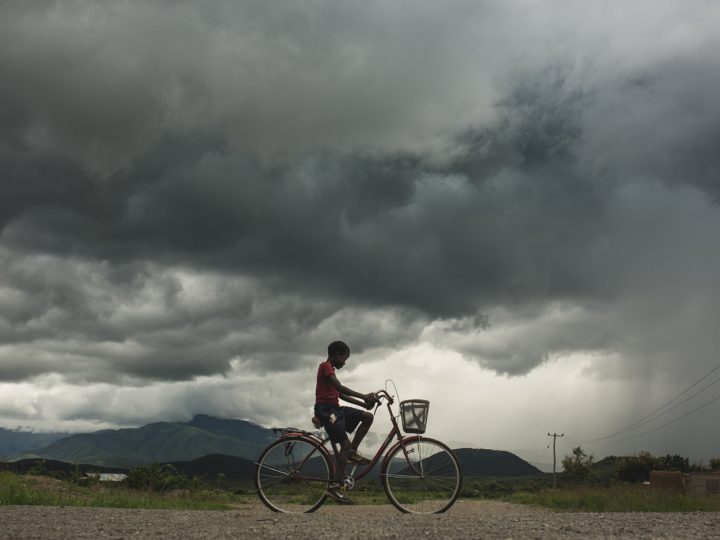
[341, 400, 404, 481]
[279, 394, 423, 483]
[316, 396, 422, 480]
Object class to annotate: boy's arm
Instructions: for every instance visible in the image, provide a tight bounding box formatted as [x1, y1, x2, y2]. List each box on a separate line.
[329, 374, 375, 405]
[339, 393, 370, 408]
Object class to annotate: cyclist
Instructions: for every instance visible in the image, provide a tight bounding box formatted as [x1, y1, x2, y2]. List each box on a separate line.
[314, 340, 377, 504]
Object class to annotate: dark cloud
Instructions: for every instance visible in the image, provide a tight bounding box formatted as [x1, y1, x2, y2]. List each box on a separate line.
[1, 0, 719, 398]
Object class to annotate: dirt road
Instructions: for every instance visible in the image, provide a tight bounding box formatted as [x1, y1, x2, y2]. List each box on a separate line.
[2, 500, 719, 539]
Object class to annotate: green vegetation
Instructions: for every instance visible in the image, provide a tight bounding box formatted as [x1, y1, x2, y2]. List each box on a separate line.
[461, 476, 554, 498]
[5, 467, 720, 512]
[126, 463, 200, 492]
[4, 445, 720, 513]
[497, 447, 720, 512]
[561, 447, 594, 482]
[614, 451, 691, 482]
[506, 485, 720, 512]
[0, 471, 249, 510]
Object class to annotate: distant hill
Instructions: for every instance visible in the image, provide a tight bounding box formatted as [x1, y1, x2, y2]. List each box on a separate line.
[167, 447, 542, 481]
[183, 414, 276, 446]
[167, 453, 256, 480]
[454, 448, 543, 476]
[18, 416, 276, 468]
[0, 458, 127, 475]
[8, 415, 542, 476]
[4, 447, 541, 484]
[0, 428, 69, 458]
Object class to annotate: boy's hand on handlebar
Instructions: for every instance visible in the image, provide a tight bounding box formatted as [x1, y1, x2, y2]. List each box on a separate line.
[363, 393, 379, 409]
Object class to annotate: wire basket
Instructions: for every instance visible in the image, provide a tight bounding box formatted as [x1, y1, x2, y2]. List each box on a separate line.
[399, 399, 430, 434]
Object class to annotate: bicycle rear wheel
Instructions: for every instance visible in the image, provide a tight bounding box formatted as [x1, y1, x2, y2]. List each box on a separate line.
[255, 436, 331, 513]
[381, 436, 462, 514]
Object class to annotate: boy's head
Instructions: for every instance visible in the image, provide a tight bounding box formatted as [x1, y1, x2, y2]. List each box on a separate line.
[327, 340, 350, 369]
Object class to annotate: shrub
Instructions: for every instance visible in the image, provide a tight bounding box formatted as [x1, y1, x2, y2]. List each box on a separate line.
[125, 464, 189, 492]
[66, 465, 99, 487]
[615, 451, 690, 483]
[616, 451, 656, 482]
[562, 447, 594, 482]
[26, 460, 46, 476]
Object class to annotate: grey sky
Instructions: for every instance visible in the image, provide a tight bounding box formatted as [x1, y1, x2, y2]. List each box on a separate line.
[1, 1, 720, 462]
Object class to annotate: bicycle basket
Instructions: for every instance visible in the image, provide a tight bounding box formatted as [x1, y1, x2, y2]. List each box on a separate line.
[399, 399, 430, 434]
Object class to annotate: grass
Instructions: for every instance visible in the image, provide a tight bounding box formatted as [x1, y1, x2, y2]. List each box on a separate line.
[0, 472, 250, 510]
[0, 472, 393, 509]
[7, 470, 719, 513]
[506, 485, 720, 512]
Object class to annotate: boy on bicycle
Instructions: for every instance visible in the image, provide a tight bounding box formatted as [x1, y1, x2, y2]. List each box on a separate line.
[314, 340, 377, 504]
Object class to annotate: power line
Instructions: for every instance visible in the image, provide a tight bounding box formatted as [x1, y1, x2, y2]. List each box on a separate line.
[626, 375, 720, 431]
[563, 434, 598, 455]
[590, 362, 720, 442]
[596, 374, 720, 441]
[564, 434, 584, 446]
[604, 392, 720, 444]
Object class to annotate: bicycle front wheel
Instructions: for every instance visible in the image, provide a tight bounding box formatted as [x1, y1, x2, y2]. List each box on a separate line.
[381, 436, 462, 514]
[255, 436, 332, 513]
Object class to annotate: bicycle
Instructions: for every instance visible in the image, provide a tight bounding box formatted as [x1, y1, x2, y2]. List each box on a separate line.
[254, 388, 463, 514]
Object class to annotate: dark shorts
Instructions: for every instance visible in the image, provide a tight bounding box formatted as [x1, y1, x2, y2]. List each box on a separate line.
[314, 403, 365, 445]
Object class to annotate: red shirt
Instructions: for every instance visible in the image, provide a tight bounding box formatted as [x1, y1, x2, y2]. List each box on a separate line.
[316, 361, 339, 406]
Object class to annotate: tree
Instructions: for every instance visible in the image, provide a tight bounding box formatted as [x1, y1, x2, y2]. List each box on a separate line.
[126, 464, 188, 492]
[709, 458, 720, 470]
[658, 454, 689, 472]
[616, 451, 691, 483]
[562, 446, 594, 482]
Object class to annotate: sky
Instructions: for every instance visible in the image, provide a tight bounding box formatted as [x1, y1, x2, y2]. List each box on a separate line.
[1, 0, 720, 466]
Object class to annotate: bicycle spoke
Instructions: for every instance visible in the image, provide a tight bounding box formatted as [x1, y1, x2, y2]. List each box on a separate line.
[257, 464, 293, 477]
[257, 476, 292, 489]
[382, 438, 462, 514]
[255, 436, 331, 513]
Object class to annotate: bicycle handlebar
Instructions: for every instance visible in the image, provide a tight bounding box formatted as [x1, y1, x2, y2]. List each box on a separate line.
[373, 389, 394, 405]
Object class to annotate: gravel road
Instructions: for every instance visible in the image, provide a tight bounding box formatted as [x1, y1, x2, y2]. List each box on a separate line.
[2, 500, 719, 539]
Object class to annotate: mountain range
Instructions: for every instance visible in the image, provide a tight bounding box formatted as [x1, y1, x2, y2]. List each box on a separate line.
[0, 428, 68, 458]
[2, 415, 542, 476]
[11, 415, 276, 468]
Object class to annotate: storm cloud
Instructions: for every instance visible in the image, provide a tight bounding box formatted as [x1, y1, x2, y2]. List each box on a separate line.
[1, 1, 720, 458]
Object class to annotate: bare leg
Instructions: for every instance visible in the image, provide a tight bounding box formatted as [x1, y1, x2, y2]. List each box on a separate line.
[335, 439, 351, 482]
[351, 412, 374, 451]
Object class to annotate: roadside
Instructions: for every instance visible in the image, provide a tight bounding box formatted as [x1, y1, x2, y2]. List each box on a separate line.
[2, 500, 719, 539]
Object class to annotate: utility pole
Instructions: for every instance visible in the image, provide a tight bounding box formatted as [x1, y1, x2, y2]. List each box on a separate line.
[548, 432, 564, 489]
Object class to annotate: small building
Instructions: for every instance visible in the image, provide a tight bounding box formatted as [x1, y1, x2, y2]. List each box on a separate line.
[648, 470, 684, 492]
[686, 470, 720, 496]
[86, 473, 127, 482]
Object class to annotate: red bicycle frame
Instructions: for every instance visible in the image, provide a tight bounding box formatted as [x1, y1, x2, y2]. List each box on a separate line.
[327, 390, 424, 480]
[270, 390, 424, 483]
